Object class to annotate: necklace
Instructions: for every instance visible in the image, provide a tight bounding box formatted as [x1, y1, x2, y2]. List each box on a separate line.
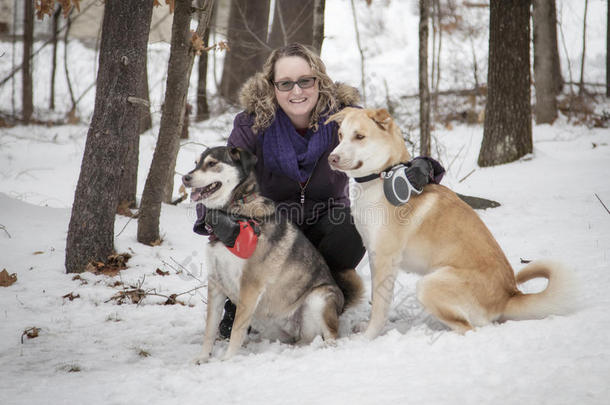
[299, 175, 312, 205]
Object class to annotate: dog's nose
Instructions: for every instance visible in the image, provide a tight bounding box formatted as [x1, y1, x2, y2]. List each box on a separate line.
[328, 154, 340, 165]
[182, 174, 192, 185]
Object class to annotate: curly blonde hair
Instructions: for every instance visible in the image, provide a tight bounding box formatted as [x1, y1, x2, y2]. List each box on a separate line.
[239, 43, 339, 134]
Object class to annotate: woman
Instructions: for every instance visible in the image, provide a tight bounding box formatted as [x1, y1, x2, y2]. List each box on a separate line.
[200, 43, 444, 338]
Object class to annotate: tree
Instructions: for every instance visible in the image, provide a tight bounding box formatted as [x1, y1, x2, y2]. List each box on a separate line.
[533, 0, 559, 124]
[50, 5, 62, 110]
[578, 0, 589, 96]
[268, 0, 314, 49]
[220, 0, 271, 103]
[196, 1, 215, 122]
[22, 0, 34, 123]
[137, 0, 214, 245]
[65, 0, 154, 273]
[419, 0, 431, 156]
[478, 0, 532, 167]
[312, 0, 326, 54]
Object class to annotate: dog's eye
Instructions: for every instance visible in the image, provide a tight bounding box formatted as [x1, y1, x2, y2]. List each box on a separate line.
[208, 161, 217, 168]
[355, 133, 365, 140]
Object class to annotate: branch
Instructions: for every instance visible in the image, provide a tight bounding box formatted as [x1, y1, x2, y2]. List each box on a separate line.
[235, 3, 273, 51]
[0, 1, 96, 88]
[594, 193, 610, 215]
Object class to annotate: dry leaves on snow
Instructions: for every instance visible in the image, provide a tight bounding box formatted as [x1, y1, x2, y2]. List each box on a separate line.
[85, 253, 131, 276]
[0, 269, 17, 287]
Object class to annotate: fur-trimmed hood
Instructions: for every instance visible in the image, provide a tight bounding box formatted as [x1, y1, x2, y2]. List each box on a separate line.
[238, 74, 361, 114]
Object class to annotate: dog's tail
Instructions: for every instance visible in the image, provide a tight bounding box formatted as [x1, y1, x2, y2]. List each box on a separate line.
[335, 269, 364, 312]
[502, 260, 577, 321]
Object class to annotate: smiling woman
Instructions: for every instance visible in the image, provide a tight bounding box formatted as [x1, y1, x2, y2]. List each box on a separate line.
[194, 43, 444, 339]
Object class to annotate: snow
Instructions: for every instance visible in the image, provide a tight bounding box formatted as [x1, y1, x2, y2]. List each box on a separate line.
[1, 1, 610, 404]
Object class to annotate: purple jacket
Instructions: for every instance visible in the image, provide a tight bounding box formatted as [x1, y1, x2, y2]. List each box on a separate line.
[228, 111, 349, 226]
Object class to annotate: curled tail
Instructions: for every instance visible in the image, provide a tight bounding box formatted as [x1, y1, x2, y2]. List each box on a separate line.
[334, 268, 364, 312]
[502, 260, 576, 321]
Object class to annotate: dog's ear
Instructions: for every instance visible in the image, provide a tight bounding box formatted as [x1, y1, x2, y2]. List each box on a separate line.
[325, 108, 353, 125]
[229, 147, 257, 175]
[367, 108, 392, 131]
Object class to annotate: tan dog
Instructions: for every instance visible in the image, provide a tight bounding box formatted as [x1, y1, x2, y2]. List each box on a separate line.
[327, 107, 574, 339]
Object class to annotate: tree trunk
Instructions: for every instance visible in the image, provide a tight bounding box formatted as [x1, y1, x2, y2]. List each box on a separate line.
[268, 0, 314, 49]
[479, 0, 532, 167]
[607, 0, 609, 98]
[50, 5, 61, 110]
[139, 62, 153, 134]
[312, 0, 325, 54]
[196, 1, 214, 122]
[65, 0, 153, 273]
[220, 0, 271, 103]
[578, 0, 589, 96]
[419, 0, 431, 157]
[119, 41, 153, 209]
[22, 0, 34, 123]
[533, 0, 558, 124]
[549, 0, 563, 93]
[137, 0, 214, 245]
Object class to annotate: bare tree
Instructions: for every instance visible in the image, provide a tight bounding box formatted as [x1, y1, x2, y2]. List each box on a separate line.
[533, 0, 559, 124]
[65, 0, 154, 273]
[137, 0, 214, 245]
[268, 0, 314, 49]
[220, 0, 271, 103]
[50, 5, 62, 110]
[578, 0, 589, 95]
[479, 0, 532, 167]
[312, 0, 326, 53]
[350, 0, 366, 104]
[196, 1, 216, 122]
[419, 0, 431, 156]
[22, 0, 34, 123]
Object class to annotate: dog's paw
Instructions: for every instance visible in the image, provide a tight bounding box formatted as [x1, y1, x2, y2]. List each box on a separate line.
[192, 352, 211, 365]
[352, 321, 368, 334]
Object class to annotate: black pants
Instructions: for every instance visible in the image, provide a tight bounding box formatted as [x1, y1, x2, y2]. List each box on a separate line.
[298, 206, 366, 273]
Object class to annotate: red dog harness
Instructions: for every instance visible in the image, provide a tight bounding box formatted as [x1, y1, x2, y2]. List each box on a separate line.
[226, 219, 260, 259]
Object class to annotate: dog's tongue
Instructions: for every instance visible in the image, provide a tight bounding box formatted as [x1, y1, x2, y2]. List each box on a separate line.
[190, 188, 204, 202]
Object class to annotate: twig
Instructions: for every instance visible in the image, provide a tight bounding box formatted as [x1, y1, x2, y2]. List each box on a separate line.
[115, 216, 136, 238]
[0, 1, 97, 89]
[165, 256, 205, 284]
[594, 193, 610, 215]
[458, 168, 476, 183]
[0, 224, 11, 238]
[350, 0, 366, 104]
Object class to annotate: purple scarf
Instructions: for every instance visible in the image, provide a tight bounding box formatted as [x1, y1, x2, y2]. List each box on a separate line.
[263, 108, 335, 183]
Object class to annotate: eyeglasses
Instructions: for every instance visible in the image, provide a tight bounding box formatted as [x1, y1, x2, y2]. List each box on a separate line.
[273, 76, 317, 92]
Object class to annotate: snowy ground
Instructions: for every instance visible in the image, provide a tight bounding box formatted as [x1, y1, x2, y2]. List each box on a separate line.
[1, 116, 609, 405]
[1, 1, 610, 404]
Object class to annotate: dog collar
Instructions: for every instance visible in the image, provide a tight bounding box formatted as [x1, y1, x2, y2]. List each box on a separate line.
[354, 163, 400, 183]
[231, 192, 259, 206]
[354, 173, 381, 183]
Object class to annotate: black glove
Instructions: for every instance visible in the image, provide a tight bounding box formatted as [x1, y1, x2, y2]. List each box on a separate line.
[405, 158, 434, 191]
[204, 209, 241, 248]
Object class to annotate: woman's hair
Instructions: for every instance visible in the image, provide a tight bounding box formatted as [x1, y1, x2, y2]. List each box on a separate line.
[241, 43, 339, 134]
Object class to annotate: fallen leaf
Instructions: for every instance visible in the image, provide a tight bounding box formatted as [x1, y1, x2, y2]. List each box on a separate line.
[155, 268, 170, 276]
[0, 269, 17, 287]
[21, 327, 40, 343]
[33, 251, 44, 255]
[62, 292, 80, 301]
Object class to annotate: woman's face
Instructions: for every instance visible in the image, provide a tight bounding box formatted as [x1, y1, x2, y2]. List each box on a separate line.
[273, 56, 320, 128]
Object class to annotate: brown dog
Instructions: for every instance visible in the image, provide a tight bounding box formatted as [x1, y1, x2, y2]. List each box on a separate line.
[326, 107, 574, 339]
